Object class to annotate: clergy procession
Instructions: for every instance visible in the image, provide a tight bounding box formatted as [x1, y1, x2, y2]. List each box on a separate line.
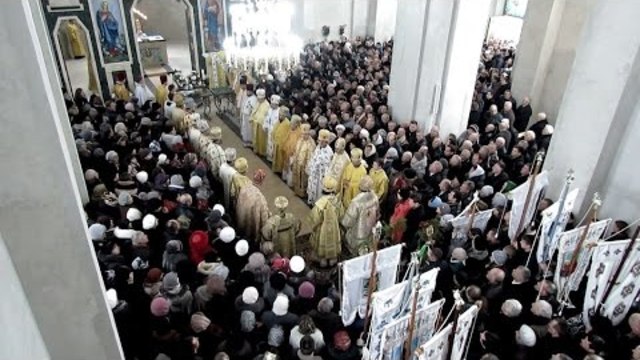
[71, 36, 640, 360]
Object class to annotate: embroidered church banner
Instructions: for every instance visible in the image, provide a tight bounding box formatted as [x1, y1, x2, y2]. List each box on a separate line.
[341, 244, 402, 326]
[450, 305, 479, 360]
[508, 171, 549, 240]
[416, 323, 453, 360]
[536, 188, 579, 264]
[598, 240, 640, 325]
[554, 219, 611, 294]
[377, 299, 445, 360]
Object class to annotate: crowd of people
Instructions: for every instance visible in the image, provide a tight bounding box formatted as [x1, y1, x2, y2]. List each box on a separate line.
[65, 35, 640, 360]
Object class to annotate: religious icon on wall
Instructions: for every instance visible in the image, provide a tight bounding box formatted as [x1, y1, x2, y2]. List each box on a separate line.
[201, 0, 225, 52]
[91, 0, 130, 63]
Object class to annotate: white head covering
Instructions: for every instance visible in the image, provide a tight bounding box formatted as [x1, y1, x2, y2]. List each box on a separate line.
[212, 204, 225, 216]
[242, 287, 259, 304]
[189, 176, 203, 188]
[516, 325, 536, 347]
[272, 294, 289, 316]
[235, 239, 249, 256]
[106, 288, 118, 309]
[126, 208, 142, 222]
[142, 214, 158, 230]
[219, 226, 235, 243]
[136, 171, 149, 184]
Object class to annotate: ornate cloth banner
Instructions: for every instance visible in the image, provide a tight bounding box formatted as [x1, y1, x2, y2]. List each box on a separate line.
[450, 305, 479, 360]
[583, 239, 636, 328]
[368, 269, 440, 359]
[416, 323, 453, 360]
[536, 188, 580, 264]
[376, 299, 445, 360]
[600, 240, 640, 325]
[508, 171, 549, 240]
[554, 219, 611, 294]
[341, 245, 403, 326]
[450, 209, 494, 243]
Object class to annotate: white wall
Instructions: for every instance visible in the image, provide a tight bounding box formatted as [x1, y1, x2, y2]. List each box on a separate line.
[0, 233, 51, 360]
[302, 0, 352, 41]
[137, 0, 190, 43]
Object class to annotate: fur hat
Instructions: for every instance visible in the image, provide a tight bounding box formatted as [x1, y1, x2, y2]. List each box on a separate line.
[298, 281, 315, 299]
[451, 247, 468, 263]
[169, 174, 185, 189]
[242, 286, 259, 305]
[150, 297, 171, 316]
[272, 294, 289, 316]
[190, 312, 211, 333]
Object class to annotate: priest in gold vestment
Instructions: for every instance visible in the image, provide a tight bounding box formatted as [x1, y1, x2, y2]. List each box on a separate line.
[341, 175, 379, 258]
[251, 89, 270, 157]
[369, 158, 389, 203]
[339, 148, 368, 208]
[327, 137, 350, 180]
[282, 115, 302, 185]
[291, 123, 316, 197]
[231, 158, 270, 241]
[271, 107, 291, 174]
[307, 176, 343, 266]
[261, 196, 301, 258]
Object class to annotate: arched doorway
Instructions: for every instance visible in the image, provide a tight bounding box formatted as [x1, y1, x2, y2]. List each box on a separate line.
[131, 0, 200, 89]
[52, 16, 102, 98]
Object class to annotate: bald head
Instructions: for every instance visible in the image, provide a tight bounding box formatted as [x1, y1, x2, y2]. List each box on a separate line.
[630, 313, 640, 336]
[486, 268, 505, 284]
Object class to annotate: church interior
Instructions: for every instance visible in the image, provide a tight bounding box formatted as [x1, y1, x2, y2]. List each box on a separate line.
[3, 0, 640, 359]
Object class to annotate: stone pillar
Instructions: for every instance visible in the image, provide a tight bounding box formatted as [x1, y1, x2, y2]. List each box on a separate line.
[388, 0, 491, 135]
[436, 0, 492, 138]
[534, 0, 596, 123]
[543, 0, 640, 213]
[510, 0, 565, 115]
[373, 0, 398, 42]
[388, 0, 456, 129]
[0, 1, 124, 360]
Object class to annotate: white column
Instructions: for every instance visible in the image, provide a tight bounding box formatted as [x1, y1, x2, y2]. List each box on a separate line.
[543, 0, 640, 213]
[0, 1, 124, 359]
[373, 0, 398, 42]
[510, 0, 566, 114]
[388, 0, 456, 129]
[533, 0, 596, 123]
[437, 0, 492, 138]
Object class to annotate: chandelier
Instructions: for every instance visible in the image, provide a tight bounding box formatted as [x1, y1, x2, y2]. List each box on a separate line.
[223, 0, 303, 74]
